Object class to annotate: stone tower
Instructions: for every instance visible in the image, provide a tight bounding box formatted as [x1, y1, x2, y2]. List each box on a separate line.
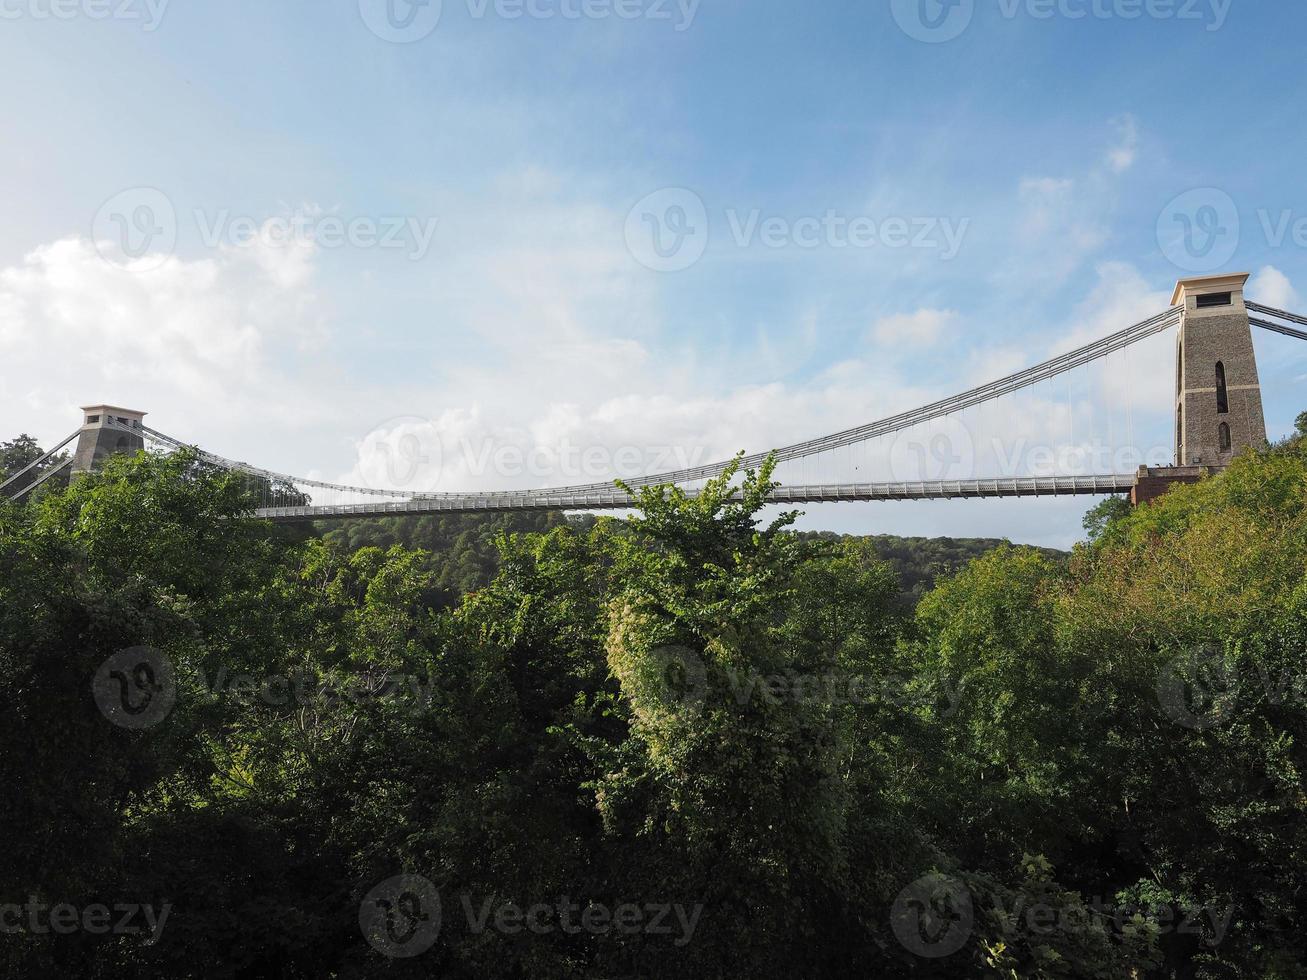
[1172, 273, 1266, 466]
[71, 406, 147, 475]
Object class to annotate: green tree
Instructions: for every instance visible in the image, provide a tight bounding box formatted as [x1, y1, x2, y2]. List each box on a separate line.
[0, 433, 44, 476]
[912, 437, 1307, 976]
[6, 429, 1307, 977]
[0, 433, 69, 498]
[1082, 494, 1132, 543]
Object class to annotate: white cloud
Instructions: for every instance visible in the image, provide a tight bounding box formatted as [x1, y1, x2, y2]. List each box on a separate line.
[1058, 261, 1171, 351]
[0, 218, 944, 503]
[1054, 261, 1176, 419]
[1013, 176, 1111, 284]
[1105, 114, 1139, 174]
[1248, 265, 1300, 311]
[0, 234, 324, 439]
[0, 192, 1172, 549]
[1007, 117, 1144, 287]
[871, 308, 958, 348]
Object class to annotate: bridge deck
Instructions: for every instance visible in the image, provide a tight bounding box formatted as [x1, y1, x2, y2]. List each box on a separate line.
[254, 474, 1137, 522]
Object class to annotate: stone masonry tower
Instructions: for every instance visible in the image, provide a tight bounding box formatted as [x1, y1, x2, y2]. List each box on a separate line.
[1173, 273, 1266, 466]
[71, 405, 147, 475]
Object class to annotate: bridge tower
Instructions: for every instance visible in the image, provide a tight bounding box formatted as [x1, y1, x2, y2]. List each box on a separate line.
[1132, 274, 1268, 506]
[71, 405, 147, 475]
[1172, 273, 1267, 466]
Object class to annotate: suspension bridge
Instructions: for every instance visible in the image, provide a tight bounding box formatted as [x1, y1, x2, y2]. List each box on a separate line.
[4, 274, 1305, 522]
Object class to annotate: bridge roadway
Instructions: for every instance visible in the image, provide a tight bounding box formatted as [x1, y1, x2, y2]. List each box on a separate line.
[253, 473, 1138, 522]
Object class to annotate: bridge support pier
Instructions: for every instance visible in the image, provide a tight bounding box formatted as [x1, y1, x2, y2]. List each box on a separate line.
[1132, 274, 1269, 508]
[1129, 464, 1218, 507]
[71, 406, 146, 475]
[1173, 273, 1266, 466]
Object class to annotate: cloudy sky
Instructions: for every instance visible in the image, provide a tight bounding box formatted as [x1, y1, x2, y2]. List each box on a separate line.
[2, 0, 1305, 547]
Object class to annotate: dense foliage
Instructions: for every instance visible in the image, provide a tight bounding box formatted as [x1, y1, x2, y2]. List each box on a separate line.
[797, 530, 1064, 607]
[325, 511, 1046, 610]
[3, 432, 1306, 977]
[0, 433, 70, 497]
[317, 512, 589, 607]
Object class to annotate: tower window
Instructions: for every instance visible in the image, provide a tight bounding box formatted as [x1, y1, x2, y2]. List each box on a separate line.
[1197, 292, 1233, 308]
[1215, 361, 1229, 414]
[1176, 339, 1183, 397]
[1219, 422, 1232, 452]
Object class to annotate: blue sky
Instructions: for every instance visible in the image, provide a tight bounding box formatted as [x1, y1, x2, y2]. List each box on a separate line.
[2, 0, 1305, 546]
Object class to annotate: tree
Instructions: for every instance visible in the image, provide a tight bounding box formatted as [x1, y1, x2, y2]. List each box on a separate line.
[0, 434, 44, 476]
[1296, 409, 1307, 438]
[6, 430, 1307, 977]
[913, 437, 1307, 976]
[0, 434, 69, 498]
[596, 456, 973, 977]
[1082, 494, 1132, 543]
